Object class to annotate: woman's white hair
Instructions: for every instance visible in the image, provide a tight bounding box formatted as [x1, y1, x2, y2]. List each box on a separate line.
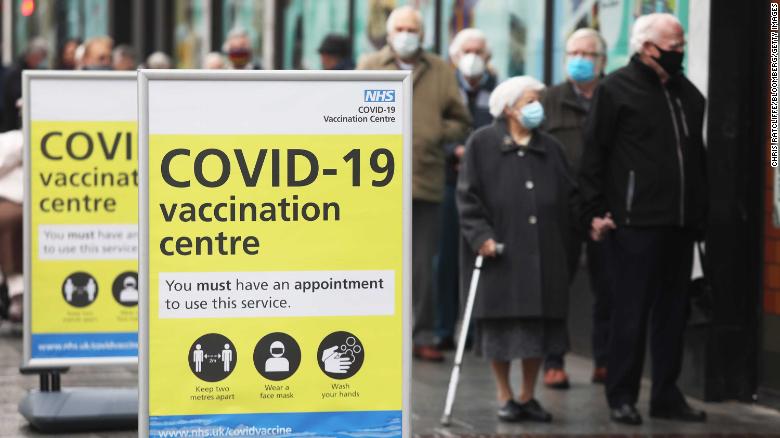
[488, 76, 546, 118]
[386, 6, 424, 35]
[448, 28, 491, 61]
[629, 13, 681, 54]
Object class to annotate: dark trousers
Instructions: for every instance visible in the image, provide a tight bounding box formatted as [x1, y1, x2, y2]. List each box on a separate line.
[544, 238, 612, 370]
[605, 227, 693, 409]
[413, 200, 441, 345]
[587, 239, 612, 368]
[434, 184, 460, 341]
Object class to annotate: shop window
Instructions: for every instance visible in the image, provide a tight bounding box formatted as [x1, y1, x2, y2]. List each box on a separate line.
[221, 0, 264, 68]
[282, 0, 350, 70]
[551, 0, 689, 83]
[440, 0, 546, 81]
[174, 0, 208, 69]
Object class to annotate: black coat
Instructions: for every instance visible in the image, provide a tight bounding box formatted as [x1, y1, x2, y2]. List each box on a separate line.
[457, 119, 578, 320]
[579, 55, 707, 230]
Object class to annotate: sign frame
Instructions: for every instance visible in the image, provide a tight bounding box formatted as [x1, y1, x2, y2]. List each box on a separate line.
[137, 69, 412, 437]
[23, 70, 139, 368]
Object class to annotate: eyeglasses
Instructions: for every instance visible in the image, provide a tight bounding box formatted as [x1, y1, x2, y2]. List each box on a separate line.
[566, 50, 603, 59]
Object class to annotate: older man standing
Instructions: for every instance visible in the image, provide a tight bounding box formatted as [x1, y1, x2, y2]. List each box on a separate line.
[359, 6, 471, 362]
[541, 28, 610, 390]
[580, 13, 707, 425]
[433, 28, 497, 351]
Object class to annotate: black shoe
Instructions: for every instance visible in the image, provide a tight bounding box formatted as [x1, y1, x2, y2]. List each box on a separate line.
[650, 403, 707, 422]
[517, 398, 552, 422]
[434, 336, 456, 351]
[496, 400, 524, 422]
[610, 404, 642, 425]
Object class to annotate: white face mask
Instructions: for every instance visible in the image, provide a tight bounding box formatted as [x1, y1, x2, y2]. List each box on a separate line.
[391, 31, 421, 59]
[458, 53, 486, 79]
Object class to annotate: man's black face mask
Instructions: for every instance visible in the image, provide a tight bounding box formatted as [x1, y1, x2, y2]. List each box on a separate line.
[652, 43, 684, 75]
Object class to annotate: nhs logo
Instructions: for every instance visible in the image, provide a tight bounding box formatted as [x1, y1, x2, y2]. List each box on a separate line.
[363, 89, 396, 102]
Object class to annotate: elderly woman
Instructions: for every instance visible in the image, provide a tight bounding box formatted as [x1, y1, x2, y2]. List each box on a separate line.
[457, 76, 577, 423]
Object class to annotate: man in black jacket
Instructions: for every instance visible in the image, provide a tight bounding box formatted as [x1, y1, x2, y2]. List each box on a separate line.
[580, 13, 707, 425]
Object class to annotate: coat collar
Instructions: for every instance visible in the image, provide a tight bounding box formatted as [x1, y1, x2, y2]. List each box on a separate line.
[494, 118, 547, 154]
[375, 45, 431, 85]
[560, 81, 587, 113]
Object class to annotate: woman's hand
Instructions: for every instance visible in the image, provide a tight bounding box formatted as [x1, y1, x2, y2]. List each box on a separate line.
[478, 238, 498, 257]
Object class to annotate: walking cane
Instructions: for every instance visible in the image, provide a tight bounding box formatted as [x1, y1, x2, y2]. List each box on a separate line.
[441, 242, 504, 426]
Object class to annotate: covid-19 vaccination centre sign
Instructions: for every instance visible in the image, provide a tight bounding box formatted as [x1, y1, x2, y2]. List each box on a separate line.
[23, 71, 138, 366]
[138, 70, 411, 437]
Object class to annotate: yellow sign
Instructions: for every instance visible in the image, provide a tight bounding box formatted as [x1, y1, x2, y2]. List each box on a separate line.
[29, 121, 138, 361]
[141, 72, 410, 437]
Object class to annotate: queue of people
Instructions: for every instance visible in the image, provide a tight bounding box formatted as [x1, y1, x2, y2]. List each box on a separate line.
[0, 5, 707, 427]
[356, 5, 707, 426]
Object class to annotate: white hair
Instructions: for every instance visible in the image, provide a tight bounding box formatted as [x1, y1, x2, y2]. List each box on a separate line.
[74, 44, 85, 66]
[146, 51, 172, 69]
[629, 13, 681, 54]
[448, 28, 491, 61]
[27, 37, 48, 55]
[385, 6, 424, 35]
[202, 52, 225, 69]
[566, 28, 606, 55]
[488, 76, 546, 118]
[222, 27, 252, 52]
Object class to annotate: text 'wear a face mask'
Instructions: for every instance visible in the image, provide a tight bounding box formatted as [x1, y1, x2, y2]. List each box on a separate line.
[391, 32, 420, 59]
[458, 53, 486, 79]
[567, 57, 596, 82]
[516, 101, 545, 129]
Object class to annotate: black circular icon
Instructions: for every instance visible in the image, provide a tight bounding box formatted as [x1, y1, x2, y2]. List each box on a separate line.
[62, 272, 98, 308]
[317, 331, 364, 379]
[112, 271, 138, 307]
[253, 333, 301, 381]
[188, 333, 237, 382]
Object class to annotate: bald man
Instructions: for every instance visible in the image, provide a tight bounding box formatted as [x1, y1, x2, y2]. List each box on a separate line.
[80, 36, 113, 70]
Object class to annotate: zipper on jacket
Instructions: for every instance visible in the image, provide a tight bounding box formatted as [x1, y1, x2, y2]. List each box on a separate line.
[626, 170, 635, 224]
[663, 88, 685, 226]
[675, 97, 690, 137]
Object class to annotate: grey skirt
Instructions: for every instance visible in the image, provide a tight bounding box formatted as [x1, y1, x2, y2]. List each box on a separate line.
[474, 318, 569, 361]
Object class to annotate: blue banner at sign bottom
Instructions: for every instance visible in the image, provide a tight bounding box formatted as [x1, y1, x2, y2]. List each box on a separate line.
[31, 332, 138, 358]
[149, 411, 402, 437]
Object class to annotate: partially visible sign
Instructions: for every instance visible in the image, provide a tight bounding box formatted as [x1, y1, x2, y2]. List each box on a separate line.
[24, 72, 138, 366]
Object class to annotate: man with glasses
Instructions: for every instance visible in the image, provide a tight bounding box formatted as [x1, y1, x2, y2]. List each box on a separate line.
[580, 13, 707, 425]
[541, 28, 610, 390]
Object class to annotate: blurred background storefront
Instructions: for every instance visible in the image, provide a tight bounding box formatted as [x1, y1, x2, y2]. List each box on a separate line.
[0, 0, 773, 410]
[3, 0, 694, 80]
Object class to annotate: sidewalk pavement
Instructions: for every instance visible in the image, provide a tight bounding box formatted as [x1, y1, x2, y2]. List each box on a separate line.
[1, 323, 779, 437]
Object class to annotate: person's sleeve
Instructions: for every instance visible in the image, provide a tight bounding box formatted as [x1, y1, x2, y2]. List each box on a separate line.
[355, 54, 370, 70]
[578, 83, 616, 229]
[456, 135, 494, 252]
[441, 70, 472, 143]
[0, 130, 22, 178]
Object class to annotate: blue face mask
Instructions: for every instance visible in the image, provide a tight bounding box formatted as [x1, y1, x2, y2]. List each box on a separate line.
[517, 101, 545, 129]
[567, 57, 596, 83]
